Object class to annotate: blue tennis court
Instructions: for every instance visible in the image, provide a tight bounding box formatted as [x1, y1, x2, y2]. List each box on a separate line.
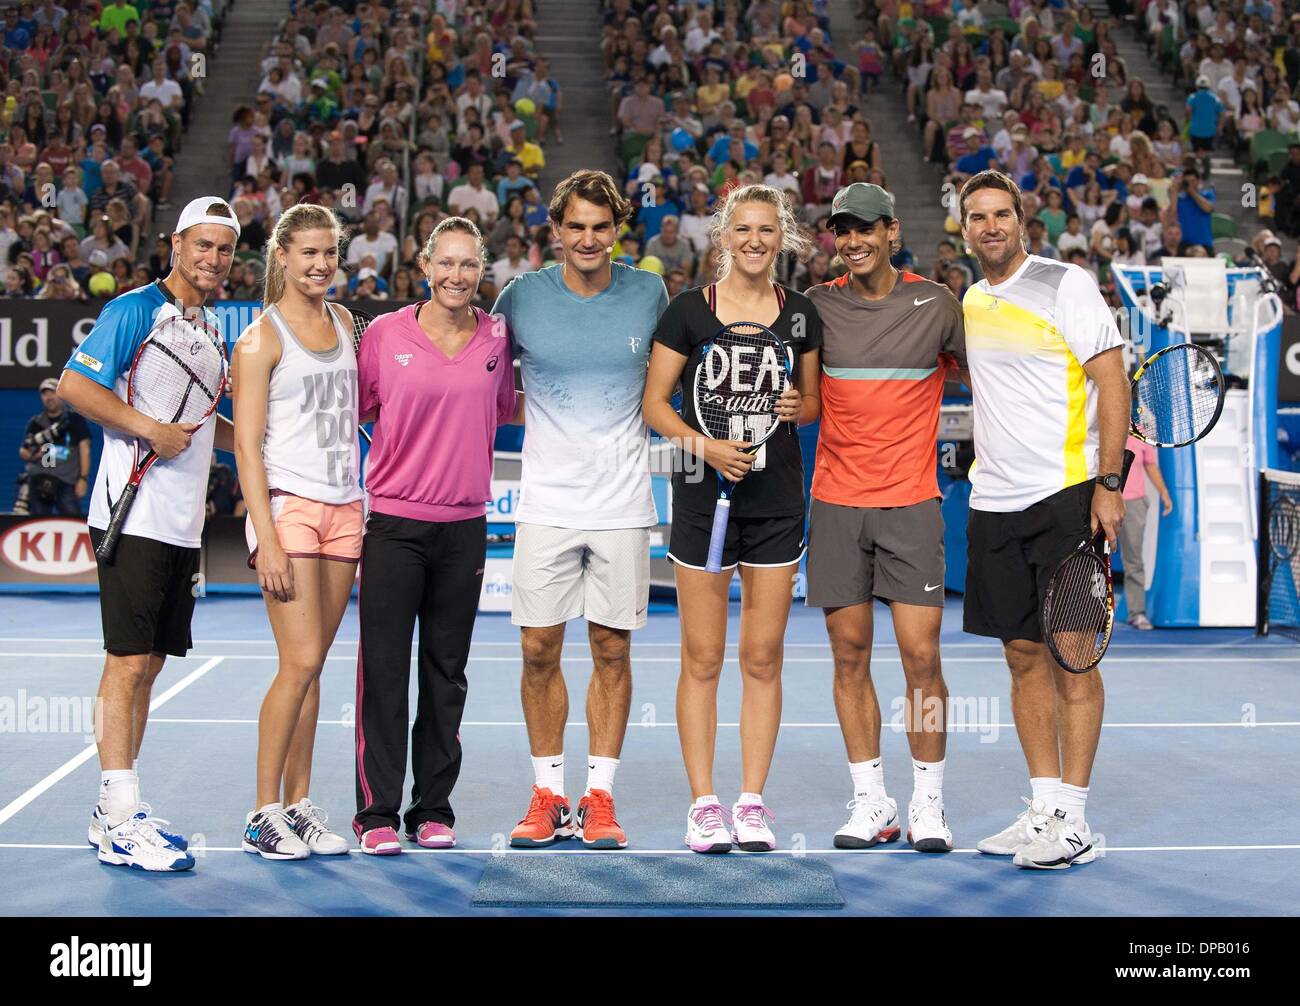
[1, 594, 1296, 917]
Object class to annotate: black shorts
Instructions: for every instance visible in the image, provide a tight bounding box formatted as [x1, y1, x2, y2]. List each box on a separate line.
[1189, 135, 1215, 152]
[90, 527, 201, 657]
[963, 480, 1094, 643]
[668, 506, 806, 571]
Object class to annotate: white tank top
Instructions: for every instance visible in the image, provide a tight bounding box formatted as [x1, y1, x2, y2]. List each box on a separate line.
[251, 302, 363, 504]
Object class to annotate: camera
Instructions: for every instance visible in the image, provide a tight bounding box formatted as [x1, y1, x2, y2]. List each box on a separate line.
[22, 414, 70, 460]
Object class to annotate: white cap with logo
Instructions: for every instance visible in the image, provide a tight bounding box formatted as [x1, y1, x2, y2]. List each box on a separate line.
[173, 196, 241, 239]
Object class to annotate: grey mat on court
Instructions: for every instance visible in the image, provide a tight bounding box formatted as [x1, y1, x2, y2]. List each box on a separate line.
[471, 855, 845, 909]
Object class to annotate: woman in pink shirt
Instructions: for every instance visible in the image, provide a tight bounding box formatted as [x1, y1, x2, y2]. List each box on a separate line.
[1120, 435, 1174, 630]
[352, 217, 521, 855]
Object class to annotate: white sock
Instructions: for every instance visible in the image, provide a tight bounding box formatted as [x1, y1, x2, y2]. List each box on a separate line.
[736, 791, 763, 807]
[256, 801, 284, 816]
[849, 758, 887, 802]
[1054, 783, 1088, 822]
[1030, 776, 1061, 806]
[585, 755, 618, 796]
[912, 758, 944, 803]
[532, 754, 564, 797]
[692, 794, 721, 809]
[101, 770, 139, 827]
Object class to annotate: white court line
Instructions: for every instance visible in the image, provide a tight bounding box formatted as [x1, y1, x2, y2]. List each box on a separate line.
[0, 657, 225, 829]
[0, 843, 1296, 855]
[141, 718, 1300, 729]
[3, 652, 1297, 664]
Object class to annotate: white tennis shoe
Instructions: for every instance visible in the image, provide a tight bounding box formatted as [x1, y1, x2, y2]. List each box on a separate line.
[1013, 810, 1096, 870]
[833, 795, 900, 848]
[98, 811, 195, 872]
[907, 793, 953, 852]
[977, 797, 1052, 856]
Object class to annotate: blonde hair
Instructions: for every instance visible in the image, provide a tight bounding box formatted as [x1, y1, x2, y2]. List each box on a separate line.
[709, 183, 814, 282]
[263, 203, 342, 307]
[417, 215, 486, 269]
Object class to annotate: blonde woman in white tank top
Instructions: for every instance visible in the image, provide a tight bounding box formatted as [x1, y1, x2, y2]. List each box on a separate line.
[231, 204, 364, 860]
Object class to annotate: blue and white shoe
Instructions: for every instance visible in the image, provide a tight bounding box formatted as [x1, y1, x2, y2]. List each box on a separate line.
[89, 803, 188, 852]
[97, 811, 195, 872]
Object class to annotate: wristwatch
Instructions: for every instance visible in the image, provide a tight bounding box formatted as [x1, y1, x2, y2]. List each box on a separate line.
[1096, 472, 1122, 492]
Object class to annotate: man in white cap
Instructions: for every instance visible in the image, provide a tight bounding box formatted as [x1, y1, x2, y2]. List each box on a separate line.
[56, 197, 240, 872]
[1186, 74, 1225, 176]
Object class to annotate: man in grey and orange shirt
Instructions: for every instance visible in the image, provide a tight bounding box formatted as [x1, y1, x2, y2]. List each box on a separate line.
[805, 183, 966, 855]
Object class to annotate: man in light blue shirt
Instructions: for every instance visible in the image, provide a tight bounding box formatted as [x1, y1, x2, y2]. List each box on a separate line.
[492, 169, 669, 852]
[1186, 74, 1224, 173]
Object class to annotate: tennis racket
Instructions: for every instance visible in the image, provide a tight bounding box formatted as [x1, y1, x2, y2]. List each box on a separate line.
[692, 320, 793, 574]
[1041, 450, 1136, 673]
[95, 313, 228, 564]
[347, 307, 374, 446]
[1130, 342, 1224, 448]
[1269, 495, 1300, 563]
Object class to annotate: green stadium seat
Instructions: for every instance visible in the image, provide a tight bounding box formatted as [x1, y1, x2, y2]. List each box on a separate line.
[1211, 213, 1238, 239]
[925, 16, 951, 45]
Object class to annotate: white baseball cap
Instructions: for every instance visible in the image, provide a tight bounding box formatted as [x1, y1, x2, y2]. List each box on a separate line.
[173, 196, 241, 239]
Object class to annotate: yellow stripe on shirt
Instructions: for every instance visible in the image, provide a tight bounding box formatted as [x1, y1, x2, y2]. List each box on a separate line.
[1063, 353, 1089, 486]
[962, 290, 1070, 357]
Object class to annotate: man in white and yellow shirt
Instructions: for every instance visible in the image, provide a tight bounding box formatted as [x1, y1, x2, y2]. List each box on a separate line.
[958, 170, 1131, 871]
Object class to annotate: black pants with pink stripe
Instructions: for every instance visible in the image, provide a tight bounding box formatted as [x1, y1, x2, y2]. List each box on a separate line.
[353, 512, 486, 836]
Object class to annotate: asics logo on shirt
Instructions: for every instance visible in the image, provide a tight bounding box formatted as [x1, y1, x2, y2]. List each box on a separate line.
[394, 353, 413, 367]
[914, 297, 937, 307]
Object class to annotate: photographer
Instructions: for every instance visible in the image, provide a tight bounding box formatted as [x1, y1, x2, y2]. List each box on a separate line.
[1174, 166, 1215, 256]
[15, 378, 91, 516]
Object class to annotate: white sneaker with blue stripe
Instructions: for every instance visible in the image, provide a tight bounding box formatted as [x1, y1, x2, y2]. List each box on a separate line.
[97, 811, 196, 872]
[89, 803, 188, 852]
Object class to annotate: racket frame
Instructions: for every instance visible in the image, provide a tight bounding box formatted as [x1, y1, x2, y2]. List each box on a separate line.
[692, 321, 794, 573]
[1129, 341, 1225, 449]
[1040, 449, 1135, 673]
[96, 314, 229, 564]
[348, 307, 374, 446]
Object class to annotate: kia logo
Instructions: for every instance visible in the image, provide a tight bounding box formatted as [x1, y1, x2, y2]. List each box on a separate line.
[0, 519, 97, 576]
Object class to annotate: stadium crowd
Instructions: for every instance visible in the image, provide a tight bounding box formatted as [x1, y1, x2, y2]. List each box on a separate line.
[3, 1, 1298, 309]
[1, 0, 225, 300]
[2, 0, 564, 309]
[593, 0, 1299, 310]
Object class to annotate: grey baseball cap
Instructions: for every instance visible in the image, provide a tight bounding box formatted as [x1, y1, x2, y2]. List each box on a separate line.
[827, 182, 895, 226]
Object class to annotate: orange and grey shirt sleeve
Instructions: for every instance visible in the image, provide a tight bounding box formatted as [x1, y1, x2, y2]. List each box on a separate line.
[806, 271, 966, 509]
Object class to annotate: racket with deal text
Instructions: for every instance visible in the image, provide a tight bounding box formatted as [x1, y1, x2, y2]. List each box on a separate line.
[1042, 342, 1226, 671]
[95, 313, 228, 564]
[692, 320, 793, 574]
[347, 308, 374, 446]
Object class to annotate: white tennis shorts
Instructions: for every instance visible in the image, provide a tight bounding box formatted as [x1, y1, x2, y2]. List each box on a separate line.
[511, 523, 651, 630]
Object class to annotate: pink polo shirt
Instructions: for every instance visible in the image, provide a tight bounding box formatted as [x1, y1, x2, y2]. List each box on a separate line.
[358, 303, 516, 522]
[1124, 435, 1158, 501]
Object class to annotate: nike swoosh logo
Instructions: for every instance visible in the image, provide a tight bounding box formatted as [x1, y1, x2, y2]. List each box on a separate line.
[924, 583, 941, 591]
[914, 297, 937, 306]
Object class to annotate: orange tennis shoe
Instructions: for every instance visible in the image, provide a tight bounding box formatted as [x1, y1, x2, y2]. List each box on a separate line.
[576, 788, 627, 849]
[509, 785, 575, 848]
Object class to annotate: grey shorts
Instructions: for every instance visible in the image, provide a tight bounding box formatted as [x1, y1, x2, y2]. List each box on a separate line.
[805, 497, 946, 609]
[511, 523, 651, 630]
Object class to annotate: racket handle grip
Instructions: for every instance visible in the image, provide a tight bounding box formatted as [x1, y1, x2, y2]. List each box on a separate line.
[705, 498, 731, 574]
[1119, 449, 1135, 491]
[95, 482, 139, 564]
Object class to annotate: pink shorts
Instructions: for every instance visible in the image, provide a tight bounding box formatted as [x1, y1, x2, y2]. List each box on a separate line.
[246, 492, 364, 568]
